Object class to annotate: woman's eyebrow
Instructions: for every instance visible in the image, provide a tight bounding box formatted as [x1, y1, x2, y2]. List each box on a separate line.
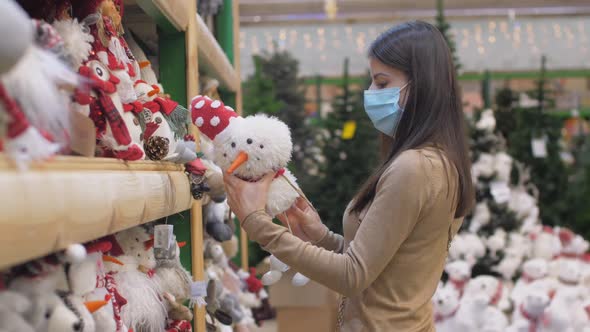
[372, 72, 390, 79]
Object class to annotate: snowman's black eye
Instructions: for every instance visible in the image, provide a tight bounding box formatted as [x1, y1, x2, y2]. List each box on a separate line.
[247, 138, 253, 144]
[223, 153, 227, 157]
[259, 145, 264, 149]
[231, 142, 236, 148]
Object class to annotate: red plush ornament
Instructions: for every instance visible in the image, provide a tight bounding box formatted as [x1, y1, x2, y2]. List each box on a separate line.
[190, 95, 237, 140]
[558, 228, 574, 246]
[166, 320, 192, 332]
[246, 268, 264, 294]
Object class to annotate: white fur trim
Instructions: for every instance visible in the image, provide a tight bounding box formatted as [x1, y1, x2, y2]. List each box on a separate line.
[195, 117, 204, 127]
[194, 100, 206, 109]
[211, 100, 222, 109]
[210, 116, 220, 126]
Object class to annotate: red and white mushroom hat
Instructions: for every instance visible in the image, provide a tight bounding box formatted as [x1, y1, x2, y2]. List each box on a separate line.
[190, 95, 238, 141]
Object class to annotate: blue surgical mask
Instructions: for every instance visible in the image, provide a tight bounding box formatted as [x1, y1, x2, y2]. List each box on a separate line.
[363, 82, 409, 137]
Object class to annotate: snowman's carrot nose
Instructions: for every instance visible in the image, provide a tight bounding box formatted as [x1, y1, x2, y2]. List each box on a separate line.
[147, 87, 160, 97]
[85, 295, 111, 313]
[103, 255, 124, 265]
[227, 151, 249, 174]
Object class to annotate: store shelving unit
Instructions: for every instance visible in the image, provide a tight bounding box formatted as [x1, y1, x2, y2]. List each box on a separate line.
[0, 1, 242, 331]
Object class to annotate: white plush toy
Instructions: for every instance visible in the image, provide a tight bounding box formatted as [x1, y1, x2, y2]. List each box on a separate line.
[106, 227, 167, 332]
[550, 289, 589, 332]
[542, 288, 583, 332]
[475, 109, 496, 132]
[445, 260, 471, 296]
[494, 247, 525, 281]
[0, 0, 77, 169]
[554, 259, 586, 296]
[494, 152, 513, 183]
[468, 202, 491, 233]
[485, 229, 507, 259]
[510, 258, 549, 306]
[463, 275, 511, 312]
[0, 290, 35, 332]
[530, 226, 562, 260]
[454, 290, 509, 332]
[450, 233, 486, 267]
[432, 285, 462, 332]
[190, 96, 309, 287]
[508, 283, 551, 332]
[472, 153, 496, 179]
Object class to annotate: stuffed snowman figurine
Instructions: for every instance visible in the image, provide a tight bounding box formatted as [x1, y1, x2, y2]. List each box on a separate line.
[444, 260, 471, 297]
[462, 275, 511, 312]
[133, 80, 196, 163]
[432, 285, 463, 332]
[76, 59, 144, 160]
[190, 95, 309, 287]
[72, 0, 145, 160]
[510, 258, 549, 306]
[0, 289, 35, 332]
[508, 284, 551, 332]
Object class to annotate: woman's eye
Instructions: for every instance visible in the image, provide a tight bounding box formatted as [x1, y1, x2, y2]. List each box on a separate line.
[377, 83, 387, 89]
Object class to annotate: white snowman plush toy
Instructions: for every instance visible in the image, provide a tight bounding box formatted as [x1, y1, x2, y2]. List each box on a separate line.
[462, 275, 511, 312]
[508, 283, 551, 332]
[444, 260, 471, 296]
[432, 285, 462, 332]
[190, 95, 309, 287]
[510, 258, 549, 306]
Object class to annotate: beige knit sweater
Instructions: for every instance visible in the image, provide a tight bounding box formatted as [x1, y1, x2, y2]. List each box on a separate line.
[242, 148, 463, 331]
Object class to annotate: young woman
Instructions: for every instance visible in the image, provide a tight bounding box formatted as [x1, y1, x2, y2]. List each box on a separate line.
[223, 21, 474, 331]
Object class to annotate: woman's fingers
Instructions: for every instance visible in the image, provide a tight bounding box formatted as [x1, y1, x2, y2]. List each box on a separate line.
[294, 197, 310, 212]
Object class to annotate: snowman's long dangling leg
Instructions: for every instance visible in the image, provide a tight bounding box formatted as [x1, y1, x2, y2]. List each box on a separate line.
[281, 212, 310, 287]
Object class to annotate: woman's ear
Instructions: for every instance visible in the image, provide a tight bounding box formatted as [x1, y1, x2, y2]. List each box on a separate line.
[399, 83, 411, 109]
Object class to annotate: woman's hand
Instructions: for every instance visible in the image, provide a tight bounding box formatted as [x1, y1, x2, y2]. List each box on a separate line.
[276, 197, 328, 243]
[223, 171, 275, 223]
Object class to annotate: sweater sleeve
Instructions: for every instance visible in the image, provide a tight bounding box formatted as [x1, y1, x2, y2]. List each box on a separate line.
[313, 229, 344, 253]
[242, 150, 433, 298]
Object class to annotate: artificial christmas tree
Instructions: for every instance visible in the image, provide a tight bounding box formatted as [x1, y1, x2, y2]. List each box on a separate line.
[308, 59, 379, 233]
[243, 49, 324, 187]
[435, 0, 461, 73]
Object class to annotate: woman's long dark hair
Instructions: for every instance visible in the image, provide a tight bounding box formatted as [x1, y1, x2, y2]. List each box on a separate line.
[351, 21, 474, 218]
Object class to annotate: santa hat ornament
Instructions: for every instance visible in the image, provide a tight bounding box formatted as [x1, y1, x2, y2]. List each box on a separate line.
[190, 95, 237, 141]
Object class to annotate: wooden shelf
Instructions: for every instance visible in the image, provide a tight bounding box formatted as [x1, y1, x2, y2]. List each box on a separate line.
[0, 155, 192, 270]
[196, 14, 240, 92]
[125, 0, 190, 33]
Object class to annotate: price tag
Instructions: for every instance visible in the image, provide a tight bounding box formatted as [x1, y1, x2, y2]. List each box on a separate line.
[154, 224, 174, 249]
[341, 120, 357, 140]
[531, 137, 548, 158]
[490, 181, 512, 204]
[191, 280, 208, 298]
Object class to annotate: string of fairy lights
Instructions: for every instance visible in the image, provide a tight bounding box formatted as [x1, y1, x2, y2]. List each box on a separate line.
[239, 17, 590, 78]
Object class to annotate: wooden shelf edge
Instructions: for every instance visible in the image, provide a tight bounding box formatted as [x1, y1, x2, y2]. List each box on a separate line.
[128, 0, 190, 33]
[0, 155, 186, 172]
[0, 169, 192, 270]
[196, 14, 240, 92]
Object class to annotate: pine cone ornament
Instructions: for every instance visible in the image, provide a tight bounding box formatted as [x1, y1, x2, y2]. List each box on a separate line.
[144, 136, 170, 160]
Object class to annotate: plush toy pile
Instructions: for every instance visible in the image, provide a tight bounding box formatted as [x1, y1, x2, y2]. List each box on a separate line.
[0, 220, 274, 332]
[434, 109, 590, 331]
[0, 0, 197, 168]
